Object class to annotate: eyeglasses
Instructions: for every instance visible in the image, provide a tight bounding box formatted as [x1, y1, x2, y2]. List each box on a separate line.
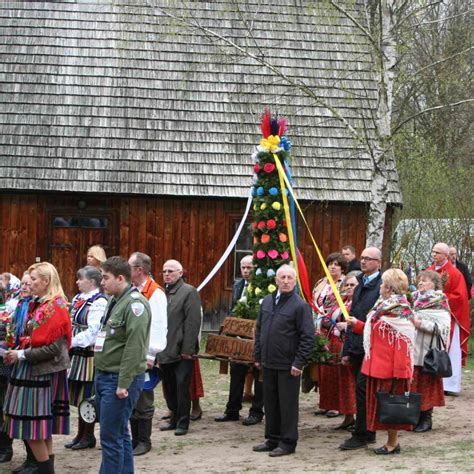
[360, 256, 380, 262]
[162, 269, 179, 274]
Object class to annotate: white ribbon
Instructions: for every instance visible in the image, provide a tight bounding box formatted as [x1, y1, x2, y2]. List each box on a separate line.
[197, 188, 253, 292]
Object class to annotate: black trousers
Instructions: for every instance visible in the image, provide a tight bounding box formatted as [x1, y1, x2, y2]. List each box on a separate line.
[131, 389, 155, 420]
[161, 359, 193, 429]
[263, 367, 300, 451]
[351, 355, 375, 441]
[225, 363, 264, 418]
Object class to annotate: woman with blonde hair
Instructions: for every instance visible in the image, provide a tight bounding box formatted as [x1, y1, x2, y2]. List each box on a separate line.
[3, 262, 72, 474]
[86, 245, 107, 269]
[348, 269, 416, 454]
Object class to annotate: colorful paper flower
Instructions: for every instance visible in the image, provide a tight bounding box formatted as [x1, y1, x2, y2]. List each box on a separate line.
[259, 135, 281, 153]
[255, 287, 262, 295]
[255, 268, 262, 276]
[257, 221, 266, 230]
[278, 232, 288, 242]
[257, 186, 264, 196]
[261, 234, 270, 244]
[267, 219, 276, 229]
[264, 163, 276, 173]
[269, 187, 279, 196]
[281, 251, 289, 260]
[256, 250, 266, 259]
[252, 187, 257, 197]
[254, 163, 261, 173]
[272, 201, 281, 211]
[253, 237, 258, 245]
[260, 203, 267, 210]
[268, 284, 277, 293]
[280, 136, 292, 151]
[268, 250, 279, 259]
[267, 269, 276, 278]
[253, 204, 257, 211]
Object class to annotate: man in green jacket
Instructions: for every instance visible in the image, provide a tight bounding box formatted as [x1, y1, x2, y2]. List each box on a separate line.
[158, 259, 201, 436]
[94, 256, 151, 474]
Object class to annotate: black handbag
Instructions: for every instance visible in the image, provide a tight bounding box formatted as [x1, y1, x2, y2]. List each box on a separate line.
[422, 323, 452, 378]
[376, 380, 421, 425]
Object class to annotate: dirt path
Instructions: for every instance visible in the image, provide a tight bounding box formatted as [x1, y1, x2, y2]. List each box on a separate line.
[5, 362, 474, 473]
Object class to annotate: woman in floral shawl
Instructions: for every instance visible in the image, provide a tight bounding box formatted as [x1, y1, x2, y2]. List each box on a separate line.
[3, 262, 72, 474]
[312, 252, 347, 418]
[349, 269, 416, 455]
[410, 270, 451, 433]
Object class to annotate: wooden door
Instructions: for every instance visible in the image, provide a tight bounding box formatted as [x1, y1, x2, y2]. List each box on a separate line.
[47, 212, 118, 300]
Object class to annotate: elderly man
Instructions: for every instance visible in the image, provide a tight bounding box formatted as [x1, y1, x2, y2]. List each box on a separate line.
[340, 247, 382, 450]
[128, 252, 168, 456]
[215, 255, 264, 425]
[449, 247, 472, 300]
[428, 243, 470, 395]
[253, 265, 314, 457]
[158, 259, 201, 436]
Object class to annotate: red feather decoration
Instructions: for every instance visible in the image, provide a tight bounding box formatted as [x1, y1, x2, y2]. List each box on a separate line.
[260, 108, 271, 138]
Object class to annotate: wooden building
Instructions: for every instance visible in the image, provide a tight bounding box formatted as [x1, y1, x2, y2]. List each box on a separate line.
[0, 1, 400, 327]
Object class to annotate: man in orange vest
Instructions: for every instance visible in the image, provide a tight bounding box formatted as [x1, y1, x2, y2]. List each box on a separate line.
[128, 252, 168, 455]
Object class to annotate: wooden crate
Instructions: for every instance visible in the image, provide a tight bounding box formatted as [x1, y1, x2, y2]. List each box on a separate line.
[221, 317, 256, 339]
[205, 333, 255, 362]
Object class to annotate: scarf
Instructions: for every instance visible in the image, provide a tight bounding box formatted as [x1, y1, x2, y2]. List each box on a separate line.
[12, 296, 32, 347]
[4, 274, 21, 302]
[23, 296, 72, 349]
[413, 290, 451, 347]
[363, 294, 415, 364]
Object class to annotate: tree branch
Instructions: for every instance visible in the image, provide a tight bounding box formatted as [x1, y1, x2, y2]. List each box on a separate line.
[393, 99, 474, 135]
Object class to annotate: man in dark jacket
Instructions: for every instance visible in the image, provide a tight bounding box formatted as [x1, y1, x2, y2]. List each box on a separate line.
[449, 247, 472, 300]
[340, 247, 382, 450]
[215, 255, 264, 425]
[253, 265, 314, 457]
[158, 259, 201, 436]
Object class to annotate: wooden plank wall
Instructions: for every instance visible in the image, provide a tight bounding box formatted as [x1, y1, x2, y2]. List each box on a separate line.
[0, 192, 371, 323]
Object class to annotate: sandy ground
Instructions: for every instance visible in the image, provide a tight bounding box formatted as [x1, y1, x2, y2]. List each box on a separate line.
[3, 361, 474, 474]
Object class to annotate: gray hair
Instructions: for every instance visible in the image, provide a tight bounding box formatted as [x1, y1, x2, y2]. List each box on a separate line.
[276, 264, 296, 278]
[77, 265, 102, 288]
[130, 252, 152, 274]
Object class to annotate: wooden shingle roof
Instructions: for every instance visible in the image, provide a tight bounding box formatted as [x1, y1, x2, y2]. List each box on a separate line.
[0, 0, 402, 203]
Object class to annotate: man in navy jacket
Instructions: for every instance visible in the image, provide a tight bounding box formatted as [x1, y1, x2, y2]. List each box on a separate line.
[253, 265, 314, 457]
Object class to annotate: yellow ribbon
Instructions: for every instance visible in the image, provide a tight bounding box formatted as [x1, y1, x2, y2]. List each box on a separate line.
[273, 154, 350, 321]
[273, 154, 302, 292]
[260, 135, 281, 153]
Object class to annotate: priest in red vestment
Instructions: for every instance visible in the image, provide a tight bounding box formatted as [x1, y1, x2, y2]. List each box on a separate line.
[428, 242, 470, 395]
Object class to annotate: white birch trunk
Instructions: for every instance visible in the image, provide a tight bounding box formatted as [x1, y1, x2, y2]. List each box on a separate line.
[366, 0, 397, 248]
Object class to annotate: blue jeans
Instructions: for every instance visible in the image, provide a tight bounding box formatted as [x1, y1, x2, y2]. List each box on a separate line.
[95, 371, 144, 474]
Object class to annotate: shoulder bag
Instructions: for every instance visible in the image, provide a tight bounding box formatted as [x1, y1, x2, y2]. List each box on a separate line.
[376, 380, 421, 425]
[422, 323, 452, 377]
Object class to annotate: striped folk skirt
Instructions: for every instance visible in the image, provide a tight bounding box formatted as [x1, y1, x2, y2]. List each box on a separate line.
[3, 360, 70, 440]
[67, 348, 95, 407]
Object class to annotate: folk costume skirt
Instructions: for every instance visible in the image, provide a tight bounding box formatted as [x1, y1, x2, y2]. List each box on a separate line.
[68, 347, 95, 407]
[189, 358, 204, 401]
[318, 333, 356, 415]
[3, 360, 70, 440]
[410, 366, 445, 411]
[366, 376, 413, 432]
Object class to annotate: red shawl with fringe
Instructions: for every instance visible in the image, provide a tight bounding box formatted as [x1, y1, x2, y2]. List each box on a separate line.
[26, 296, 72, 349]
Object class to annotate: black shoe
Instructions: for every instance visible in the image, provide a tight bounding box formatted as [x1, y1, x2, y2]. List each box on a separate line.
[71, 437, 96, 450]
[0, 447, 13, 463]
[64, 437, 80, 449]
[242, 415, 262, 426]
[444, 391, 460, 397]
[374, 444, 401, 455]
[253, 442, 277, 452]
[133, 442, 151, 456]
[269, 447, 294, 457]
[174, 427, 188, 436]
[159, 422, 177, 431]
[190, 411, 203, 421]
[214, 414, 239, 422]
[12, 458, 37, 474]
[339, 436, 368, 450]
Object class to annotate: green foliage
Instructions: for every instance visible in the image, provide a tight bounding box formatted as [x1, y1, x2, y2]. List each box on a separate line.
[306, 332, 334, 365]
[234, 143, 292, 319]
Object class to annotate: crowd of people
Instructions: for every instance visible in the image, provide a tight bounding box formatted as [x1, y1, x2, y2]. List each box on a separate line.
[0, 241, 470, 472]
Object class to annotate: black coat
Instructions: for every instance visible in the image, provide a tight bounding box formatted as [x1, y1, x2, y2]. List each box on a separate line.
[348, 259, 361, 273]
[231, 279, 246, 309]
[342, 272, 382, 359]
[456, 259, 472, 300]
[255, 290, 314, 370]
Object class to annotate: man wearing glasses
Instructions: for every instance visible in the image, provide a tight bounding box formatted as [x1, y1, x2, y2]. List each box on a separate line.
[128, 252, 168, 456]
[158, 260, 201, 436]
[428, 242, 470, 396]
[340, 247, 382, 450]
